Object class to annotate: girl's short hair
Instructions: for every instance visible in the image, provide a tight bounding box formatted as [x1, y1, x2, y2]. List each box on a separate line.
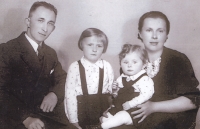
[138, 11, 170, 41]
[78, 28, 108, 53]
[29, 1, 57, 17]
[119, 44, 147, 64]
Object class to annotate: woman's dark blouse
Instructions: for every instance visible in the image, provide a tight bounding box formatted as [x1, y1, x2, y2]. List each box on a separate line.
[137, 47, 199, 129]
[151, 47, 199, 100]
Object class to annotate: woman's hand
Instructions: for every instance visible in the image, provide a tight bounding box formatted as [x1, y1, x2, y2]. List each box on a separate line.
[131, 101, 155, 123]
[72, 122, 82, 129]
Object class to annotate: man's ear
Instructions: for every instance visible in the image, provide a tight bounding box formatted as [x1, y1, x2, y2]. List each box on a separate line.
[138, 32, 142, 39]
[25, 18, 30, 28]
[164, 36, 168, 43]
[52, 26, 56, 32]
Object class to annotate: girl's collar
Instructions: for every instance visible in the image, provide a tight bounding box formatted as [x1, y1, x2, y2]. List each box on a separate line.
[144, 57, 161, 78]
[121, 69, 146, 82]
[81, 57, 103, 69]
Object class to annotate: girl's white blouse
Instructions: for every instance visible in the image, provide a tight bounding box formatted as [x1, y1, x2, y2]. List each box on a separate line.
[64, 57, 114, 123]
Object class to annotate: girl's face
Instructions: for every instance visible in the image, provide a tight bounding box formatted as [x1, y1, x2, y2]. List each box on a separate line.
[139, 18, 168, 52]
[121, 52, 143, 76]
[81, 36, 104, 63]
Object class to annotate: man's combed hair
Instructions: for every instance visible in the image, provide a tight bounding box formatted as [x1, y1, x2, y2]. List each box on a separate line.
[29, 1, 57, 17]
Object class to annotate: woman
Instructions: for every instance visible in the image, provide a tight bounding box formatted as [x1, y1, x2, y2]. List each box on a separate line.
[113, 11, 199, 129]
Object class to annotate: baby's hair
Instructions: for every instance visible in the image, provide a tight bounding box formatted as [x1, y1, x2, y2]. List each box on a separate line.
[78, 28, 108, 53]
[29, 1, 57, 17]
[119, 44, 147, 64]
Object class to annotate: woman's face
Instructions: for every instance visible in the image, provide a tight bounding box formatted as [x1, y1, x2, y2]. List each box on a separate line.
[81, 36, 104, 63]
[139, 18, 168, 52]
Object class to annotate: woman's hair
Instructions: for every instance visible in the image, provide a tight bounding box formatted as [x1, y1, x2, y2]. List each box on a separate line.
[78, 28, 108, 53]
[29, 1, 57, 17]
[119, 44, 147, 64]
[138, 11, 170, 41]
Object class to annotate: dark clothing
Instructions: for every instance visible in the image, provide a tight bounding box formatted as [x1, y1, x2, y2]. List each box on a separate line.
[140, 47, 199, 129]
[109, 78, 139, 115]
[0, 32, 69, 128]
[77, 60, 110, 129]
[151, 47, 199, 100]
[117, 47, 199, 129]
[109, 73, 147, 128]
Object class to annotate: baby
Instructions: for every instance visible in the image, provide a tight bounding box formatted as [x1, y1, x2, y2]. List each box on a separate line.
[100, 44, 154, 129]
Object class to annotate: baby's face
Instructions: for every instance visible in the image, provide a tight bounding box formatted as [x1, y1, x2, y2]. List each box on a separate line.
[81, 36, 104, 63]
[121, 52, 143, 76]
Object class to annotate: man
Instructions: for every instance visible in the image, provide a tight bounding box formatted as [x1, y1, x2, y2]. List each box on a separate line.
[0, 2, 71, 129]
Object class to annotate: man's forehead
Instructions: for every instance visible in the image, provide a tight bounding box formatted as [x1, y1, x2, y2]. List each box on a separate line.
[30, 6, 56, 21]
[30, 6, 56, 17]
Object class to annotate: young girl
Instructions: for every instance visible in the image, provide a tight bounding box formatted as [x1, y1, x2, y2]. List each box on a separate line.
[100, 44, 154, 129]
[64, 28, 114, 129]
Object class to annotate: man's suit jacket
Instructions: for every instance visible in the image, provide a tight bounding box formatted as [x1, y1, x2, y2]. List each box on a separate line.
[0, 32, 67, 127]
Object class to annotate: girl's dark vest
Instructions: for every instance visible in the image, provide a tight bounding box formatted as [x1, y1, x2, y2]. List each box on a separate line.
[77, 60, 110, 129]
[110, 73, 147, 115]
[109, 73, 147, 128]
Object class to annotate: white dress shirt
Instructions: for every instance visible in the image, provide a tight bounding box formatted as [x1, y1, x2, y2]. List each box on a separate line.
[65, 57, 114, 123]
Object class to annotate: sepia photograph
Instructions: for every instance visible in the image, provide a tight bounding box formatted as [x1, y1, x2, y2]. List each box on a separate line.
[0, 0, 200, 129]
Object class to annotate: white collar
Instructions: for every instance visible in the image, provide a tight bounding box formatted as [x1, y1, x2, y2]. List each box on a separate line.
[144, 57, 161, 78]
[25, 33, 41, 52]
[121, 69, 146, 82]
[81, 57, 104, 69]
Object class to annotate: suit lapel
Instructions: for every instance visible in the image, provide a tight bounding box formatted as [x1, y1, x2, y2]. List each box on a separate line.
[17, 32, 41, 74]
[42, 43, 55, 71]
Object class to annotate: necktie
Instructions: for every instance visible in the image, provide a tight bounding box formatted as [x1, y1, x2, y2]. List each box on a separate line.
[37, 45, 44, 66]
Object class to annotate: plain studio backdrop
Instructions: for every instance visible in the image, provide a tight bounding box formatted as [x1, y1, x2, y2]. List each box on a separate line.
[0, 0, 200, 81]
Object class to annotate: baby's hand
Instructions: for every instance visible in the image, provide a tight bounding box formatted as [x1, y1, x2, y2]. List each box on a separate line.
[123, 102, 131, 110]
[112, 81, 118, 90]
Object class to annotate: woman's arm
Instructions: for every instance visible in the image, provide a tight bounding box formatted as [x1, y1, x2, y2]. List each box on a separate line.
[151, 96, 196, 113]
[131, 96, 196, 123]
